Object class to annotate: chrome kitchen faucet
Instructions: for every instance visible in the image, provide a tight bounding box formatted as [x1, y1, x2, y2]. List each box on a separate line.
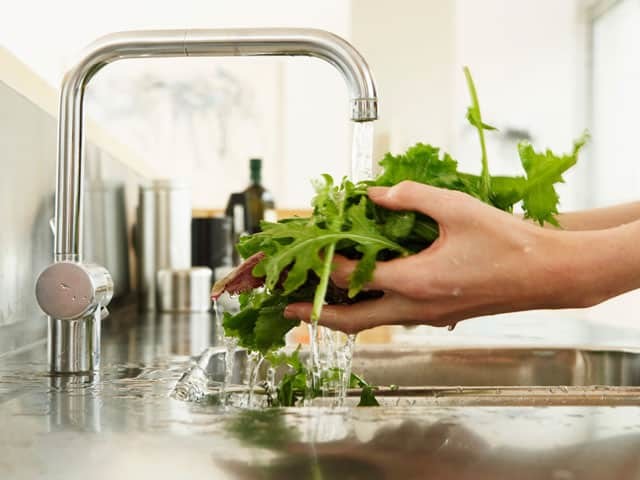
[35, 28, 378, 373]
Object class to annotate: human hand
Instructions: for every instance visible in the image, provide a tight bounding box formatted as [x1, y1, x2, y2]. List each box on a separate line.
[284, 181, 604, 333]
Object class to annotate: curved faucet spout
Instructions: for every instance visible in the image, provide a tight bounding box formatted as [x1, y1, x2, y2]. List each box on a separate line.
[38, 28, 378, 373]
[55, 28, 378, 261]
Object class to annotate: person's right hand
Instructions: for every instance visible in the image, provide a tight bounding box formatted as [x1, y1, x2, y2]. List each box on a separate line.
[285, 181, 614, 334]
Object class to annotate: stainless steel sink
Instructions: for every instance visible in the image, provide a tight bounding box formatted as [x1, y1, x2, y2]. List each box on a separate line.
[352, 345, 640, 386]
[187, 345, 640, 406]
[348, 345, 640, 405]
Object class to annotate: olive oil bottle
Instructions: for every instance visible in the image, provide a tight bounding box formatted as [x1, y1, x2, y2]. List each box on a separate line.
[225, 158, 276, 264]
[243, 158, 276, 234]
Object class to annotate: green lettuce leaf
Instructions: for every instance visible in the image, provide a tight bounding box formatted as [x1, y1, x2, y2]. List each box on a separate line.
[373, 143, 471, 193]
[518, 133, 589, 226]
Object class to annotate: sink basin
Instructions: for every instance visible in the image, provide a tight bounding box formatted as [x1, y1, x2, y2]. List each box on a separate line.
[185, 345, 640, 406]
[352, 345, 640, 386]
[348, 345, 640, 405]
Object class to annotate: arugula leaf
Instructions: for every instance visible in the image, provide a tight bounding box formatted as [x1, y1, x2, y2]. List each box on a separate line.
[240, 177, 408, 300]
[350, 372, 380, 407]
[358, 385, 380, 407]
[266, 346, 307, 407]
[381, 211, 415, 241]
[223, 291, 299, 355]
[345, 197, 396, 297]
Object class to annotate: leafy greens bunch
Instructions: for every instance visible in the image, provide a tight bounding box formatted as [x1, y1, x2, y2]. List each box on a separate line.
[223, 67, 587, 361]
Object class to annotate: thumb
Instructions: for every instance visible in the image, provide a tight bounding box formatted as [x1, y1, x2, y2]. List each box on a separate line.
[368, 181, 471, 224]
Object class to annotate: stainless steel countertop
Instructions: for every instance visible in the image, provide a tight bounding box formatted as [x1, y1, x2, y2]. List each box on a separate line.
[2, 305, 640, 479]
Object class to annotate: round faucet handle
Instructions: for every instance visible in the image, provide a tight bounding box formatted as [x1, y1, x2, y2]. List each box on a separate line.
[36, 262, 113, 320]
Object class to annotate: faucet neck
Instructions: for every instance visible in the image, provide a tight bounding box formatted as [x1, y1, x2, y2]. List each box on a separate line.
[54, 28, 378, 261]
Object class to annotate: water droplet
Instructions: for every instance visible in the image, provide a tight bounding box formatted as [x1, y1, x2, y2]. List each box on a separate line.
[447, 323, 456, 331]
[452, 288, 462, 297]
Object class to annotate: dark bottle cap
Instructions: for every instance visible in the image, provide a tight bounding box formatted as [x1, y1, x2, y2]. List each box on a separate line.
[250, 158, 262, 184]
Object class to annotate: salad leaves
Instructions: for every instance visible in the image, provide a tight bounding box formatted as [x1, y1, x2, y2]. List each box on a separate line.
[223, 67, 588, 358]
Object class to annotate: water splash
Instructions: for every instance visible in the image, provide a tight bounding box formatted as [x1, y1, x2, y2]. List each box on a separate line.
[336, 333, 356, 406]
[245, 351, 264, 408]
[172, 349, 213, 402]
[307, 321, 321, 397]
[213, 298, 238, 405]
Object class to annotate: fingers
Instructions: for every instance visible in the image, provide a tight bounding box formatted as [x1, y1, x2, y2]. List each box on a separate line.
[368, 181, 473, 224]
[330, 254, 356, 289]
[331, 254, 416, 294]
[284, 294, 426, 334]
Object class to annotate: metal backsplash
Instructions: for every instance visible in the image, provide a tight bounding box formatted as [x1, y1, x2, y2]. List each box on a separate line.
[0, 80, 142, 355]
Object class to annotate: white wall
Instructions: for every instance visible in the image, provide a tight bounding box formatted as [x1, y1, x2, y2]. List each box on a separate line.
[351, 0, 456, 163]
[452, 0, 589, 211]
[352, 0, 590, 211]
[591, 0, 640, 207]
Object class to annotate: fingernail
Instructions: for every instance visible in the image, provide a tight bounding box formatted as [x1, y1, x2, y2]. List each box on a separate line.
[367, 186, 388, 199]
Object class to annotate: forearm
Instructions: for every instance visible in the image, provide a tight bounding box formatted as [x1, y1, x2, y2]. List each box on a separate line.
[550, 220, 640, 308]
[554, 202, 640, 231]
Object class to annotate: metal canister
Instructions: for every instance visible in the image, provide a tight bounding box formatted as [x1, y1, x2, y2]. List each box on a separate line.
[136, 179, 191, 311]
[191, 215, 233, 273]
[156, 267, 212, 312]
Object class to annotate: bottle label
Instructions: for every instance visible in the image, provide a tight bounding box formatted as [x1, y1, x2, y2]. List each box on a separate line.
[264, 209, 278, 223]
[233, 204, 245, 233]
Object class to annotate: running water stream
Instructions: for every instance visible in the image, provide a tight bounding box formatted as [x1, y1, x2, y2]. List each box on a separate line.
[350, 122, 375, 182]
[307, 121, 375, 405]
[213, 299, 237, 405]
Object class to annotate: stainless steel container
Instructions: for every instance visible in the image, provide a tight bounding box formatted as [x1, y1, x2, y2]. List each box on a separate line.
[156, 267, 212, 312]
[136, 179, 191, 311]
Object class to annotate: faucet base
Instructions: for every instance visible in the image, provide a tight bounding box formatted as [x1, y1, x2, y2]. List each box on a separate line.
[48, 312, 101, 373]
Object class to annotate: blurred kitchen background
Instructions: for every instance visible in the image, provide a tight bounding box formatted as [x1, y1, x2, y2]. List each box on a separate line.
[7, 0, 633, 209]
[1, 0, 639, 353]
